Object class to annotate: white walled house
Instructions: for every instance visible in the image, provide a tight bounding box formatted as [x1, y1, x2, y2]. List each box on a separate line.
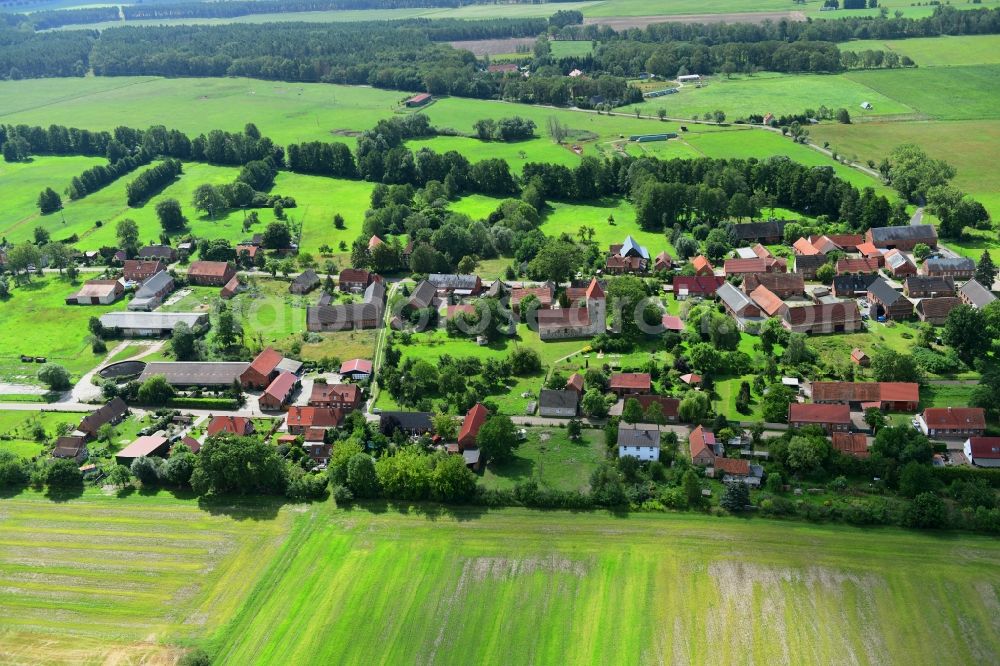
[964, 437, 1000, 468]
[617, 424, 660, 462]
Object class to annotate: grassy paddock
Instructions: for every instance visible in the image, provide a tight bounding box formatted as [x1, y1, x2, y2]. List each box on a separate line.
[0, 276, 125, 384]
[840, 34, 1000, 67]
[480, 427, 606, 492]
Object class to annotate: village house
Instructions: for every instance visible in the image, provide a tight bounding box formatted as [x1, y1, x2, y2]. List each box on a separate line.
[831, 432, 869, 458]
[539, 389, 578, 418]
[691, 255, 714, 276]
[128, 270, 174, 311]
[723, 257, 786, 276]
[866, 224, 938, 251]
[794, 254, 830, 280]
[836, 257, 882, 275]
[832, 274, 877, 298]
[963, 437, 1000, 467]
[236, 244, 259, 265]
[221, 275, 240, 300]
[903, 275, 955, 298]
[258, 371, 298, 411]
[867, 278, 912, 321]
[207, 416, 255, 437]
[458, 403, 489, 450]
[510, 284, 554, 312]
[66, 279, 123, 305]
[680, 373, 702, 387]
[716, 457, 758, 486]
[883, 249, 917, 278]
[661, 314, 684, 333]
[307, 280, 386, 331]
[537, 278, 605, 340]
[605, 235, 650, 274]
[748, 284, 787, 318]
[123, 259, 165, 283]
[653, 251, 673, 272]
[743, 273, 804, 299]
[379, 411, 433, 437]
[78, 398, 129, 439]
[338, 268, 376, 292]
[630, 394, 680, 422]
[958, 279, 996, 309]
[610, 373, 651, 396]
[566, 373, 585, 394]
[717, 282, 763, 328]
[918, 407, 986, 438]
[672, 275, 724, 300]
[689, 425, 719, 466]
[792, 237, 822, 256]
[188, 261, 236, 286]
[404, 280, 438, 312]
[617, 423, 661, 462]
[116, 436, 170, 466]
[137, 245, 177, 263]
[851, 348, 870, 367]
[429, 273, 482, 296]
[309, 383, 362, 411]
[787, 403, 851, 433]
[810, 381, 919, 412]
[922, 256, 975, 280]
[286, 406, 344, 435]
[781, 302, 862, 334]
[824, 234, 863, 251]
[51, 435, 88, 463]
[730, 220, 786, 244]
[340, 358, 373, 382]
[290, 269, 320, 295]
[99, 312, 207, 337]
[240, 347, 285, 389]
[916, 297, 962, 325]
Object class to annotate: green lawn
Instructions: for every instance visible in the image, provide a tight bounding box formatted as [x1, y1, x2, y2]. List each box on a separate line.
[921, 384, 978, 410]
[620, 71, 916, 121]
[0, 276, 126, 385]
[480, 427, 606, 493]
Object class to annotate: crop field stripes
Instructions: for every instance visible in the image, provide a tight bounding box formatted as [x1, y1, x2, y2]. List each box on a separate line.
[0, 494, 293, 664]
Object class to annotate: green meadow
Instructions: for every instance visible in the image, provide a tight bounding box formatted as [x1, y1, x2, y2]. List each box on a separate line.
[0, 411, 83, 459]
[845, 65, 1000, 121]
[622, 71, 917, 121]
[0, 275, 125, 385]
[841, 34, 1000, 67]
[3, 491, 996, 664]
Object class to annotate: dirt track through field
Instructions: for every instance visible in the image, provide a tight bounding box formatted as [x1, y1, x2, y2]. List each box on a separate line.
[584, 11, 807, 29]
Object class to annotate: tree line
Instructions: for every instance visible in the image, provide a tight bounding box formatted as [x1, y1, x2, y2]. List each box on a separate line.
[67, 150, 153, 200]
[126, 159, 182, 206]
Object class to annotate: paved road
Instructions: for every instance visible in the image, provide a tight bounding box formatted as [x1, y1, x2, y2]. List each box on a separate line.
[910, 206, 924, 226]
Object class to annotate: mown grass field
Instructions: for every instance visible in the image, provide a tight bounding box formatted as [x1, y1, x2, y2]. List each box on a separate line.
[841, 34, 1000, 67]
[0, 275, 125, 385]
[621, 71, 916, 121]
[811, 118, 1000, 228]
[845, 65, 1000, 121]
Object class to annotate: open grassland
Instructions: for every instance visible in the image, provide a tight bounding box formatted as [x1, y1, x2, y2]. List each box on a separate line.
[0, 275, 125, 385]
[845, 65, 1000, 121]
[1, 489, 998, 664]
[841, 34, 1000, 67]
[811, 119, 1000, 227]
[0, 491, 293, 665]
[480, 427, 606, 492]
[0, 156, 368, 260]
[622, 71, 916, 120]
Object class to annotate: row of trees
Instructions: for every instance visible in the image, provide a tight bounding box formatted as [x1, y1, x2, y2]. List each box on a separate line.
[125, 159, 182, 206]
[66, 149, 152, 200]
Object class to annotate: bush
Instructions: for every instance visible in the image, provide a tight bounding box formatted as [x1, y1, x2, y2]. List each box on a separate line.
[332, 484, 354, 504]
[720, 483, 750, 512]
[45, 458, 82, 488]
[178, 649, 211, 666]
